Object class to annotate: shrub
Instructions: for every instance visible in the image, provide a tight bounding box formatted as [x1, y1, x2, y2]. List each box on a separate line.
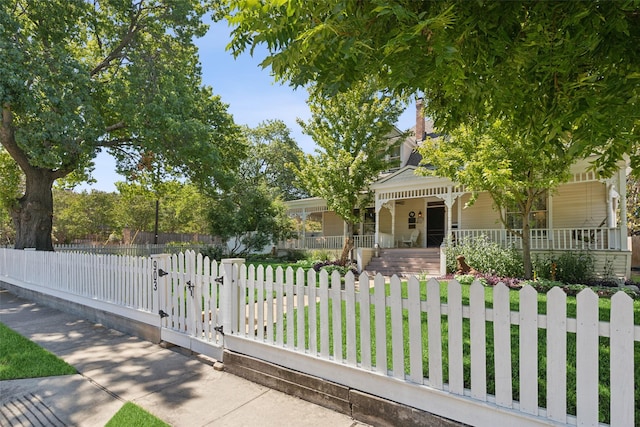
[199, 244, 226, 261]
[452, 272, 522, 289]
[445, 235, 524, 278]
[313, 260, 357, 276]
[533, 251, 595, 285]
[280, 249, 308, 262]
[308, 249, 335, 262]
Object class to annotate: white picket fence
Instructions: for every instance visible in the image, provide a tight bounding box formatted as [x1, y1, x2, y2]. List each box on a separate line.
[0, 248, 638, 426]
[0, 249, 158, 325]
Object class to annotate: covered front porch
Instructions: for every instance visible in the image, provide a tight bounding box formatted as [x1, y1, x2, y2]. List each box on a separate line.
[281, 162, 631, 277]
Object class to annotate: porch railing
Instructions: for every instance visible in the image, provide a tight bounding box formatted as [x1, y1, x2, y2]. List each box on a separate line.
[279, 235, 376, 250]
[452, 228, 621, 251]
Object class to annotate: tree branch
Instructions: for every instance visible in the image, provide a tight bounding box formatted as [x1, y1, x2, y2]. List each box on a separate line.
[90, 4, 144, 77]
[100, 137, 136, 148]
[105, 121, 126, 132]
[1, 104, 33, 173]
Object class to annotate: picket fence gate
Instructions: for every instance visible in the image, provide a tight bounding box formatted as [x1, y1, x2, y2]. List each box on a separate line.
[1, 248, 638, 427]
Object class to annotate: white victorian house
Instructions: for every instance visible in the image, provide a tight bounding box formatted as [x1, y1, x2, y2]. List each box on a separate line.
[282, 104, 632, 278]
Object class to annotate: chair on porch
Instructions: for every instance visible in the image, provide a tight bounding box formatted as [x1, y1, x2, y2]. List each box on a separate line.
[402, 229, 420, 247]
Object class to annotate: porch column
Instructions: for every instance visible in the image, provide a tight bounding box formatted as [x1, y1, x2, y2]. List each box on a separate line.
[390, 201, 396, 247]
[301, 210, 307, 248]
[548, 193, 554, 246]
[618, 168, 628, 250]
[375, 202, 381, 246]
[444, 187, 454, 240]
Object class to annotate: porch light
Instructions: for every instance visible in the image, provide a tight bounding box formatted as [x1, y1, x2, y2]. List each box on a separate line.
[418, 211, 422, 218]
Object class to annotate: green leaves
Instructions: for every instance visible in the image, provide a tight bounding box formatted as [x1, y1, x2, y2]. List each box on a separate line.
[419, 119, 575, 279]
[1, 0, 238, 187]
[294, 79, 406, 226]
[225, 0, 639, 176]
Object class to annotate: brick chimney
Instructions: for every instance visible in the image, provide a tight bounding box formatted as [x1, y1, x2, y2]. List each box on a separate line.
[415, 98, 425, 142]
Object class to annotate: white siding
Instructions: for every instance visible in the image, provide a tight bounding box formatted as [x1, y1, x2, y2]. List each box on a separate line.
[553, 182, 607, 228]
[459, 193, 500, 229]
[323, 211, 344, 236]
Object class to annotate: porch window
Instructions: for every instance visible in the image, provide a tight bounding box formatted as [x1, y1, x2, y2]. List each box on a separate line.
[364, 208, 376, 234]
[353, 208, 376, 235]
[506, 192, 547, 229]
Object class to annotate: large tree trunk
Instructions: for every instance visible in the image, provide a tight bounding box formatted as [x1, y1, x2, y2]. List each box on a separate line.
[11, 168, 56, 251]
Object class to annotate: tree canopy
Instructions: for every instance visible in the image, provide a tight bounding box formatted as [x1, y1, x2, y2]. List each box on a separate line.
[419, 120, 574, 278]
[207, 121, 302, 256]
[226, 0, 640, 175]
[239, 120, 307, 201]
[1, 0, 242, 249]
[294, 81, 406, 263]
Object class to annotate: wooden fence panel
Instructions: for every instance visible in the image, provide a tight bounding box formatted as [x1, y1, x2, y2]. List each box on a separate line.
[390, 275, 404, 380]
[295, 268, 305, 352]
[609, 292, 635, 426]
[546, 287, 567, 422]
[493, 283, 513, 408]
[331, 271, 343, 362]
[286, 268, 295, 350]
[256, 266, 265, 341]
[265, 266, 275, 343]
[519, 285, 538, 415]
[307, 269, 317, 356]
[407, 276, 423, 383]
[447, 280, 464, 395]
[359, 273, 372, 371]
[345, 272, 357, 365]
[576, 289, 599, 426]
[469, 281, 487, 401]
[245, 265, 255, 338]
[374, 274, 387, 374]
[275, 267, 284, 347]
[426, 278, 443, 389]
[319, 271, 330, 358]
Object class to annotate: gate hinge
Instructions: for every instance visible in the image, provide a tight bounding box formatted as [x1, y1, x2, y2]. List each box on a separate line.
[159, 310, 169, 319]
[158, 269, 168, 277]
[214, 276, 224, 284]
[214, 325, 224, 336]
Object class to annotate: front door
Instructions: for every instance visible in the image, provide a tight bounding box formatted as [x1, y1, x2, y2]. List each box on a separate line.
[426, 204, 445, 247]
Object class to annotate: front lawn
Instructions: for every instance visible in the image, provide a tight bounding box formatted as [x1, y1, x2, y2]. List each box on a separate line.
[0, 322, 77, 380]
[282, 280, 640, 425]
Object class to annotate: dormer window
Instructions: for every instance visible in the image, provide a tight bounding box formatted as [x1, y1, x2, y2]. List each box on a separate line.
[386, 144, 401, 168]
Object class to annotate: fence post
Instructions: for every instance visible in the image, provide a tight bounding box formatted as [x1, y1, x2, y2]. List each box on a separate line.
[150, 254, 170, 320]
[221, 258, 245, 335]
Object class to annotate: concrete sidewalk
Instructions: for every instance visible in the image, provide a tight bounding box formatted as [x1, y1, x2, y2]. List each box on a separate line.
[0, 288, 367, 427]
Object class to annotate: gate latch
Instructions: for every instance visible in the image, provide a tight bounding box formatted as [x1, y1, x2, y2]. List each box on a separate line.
[186, 281, 194, 296]
[214, 276, 224, 284]
[158, 269, 168, 277]
[159, 310, 169, 319]
[214, 325, 224, 336]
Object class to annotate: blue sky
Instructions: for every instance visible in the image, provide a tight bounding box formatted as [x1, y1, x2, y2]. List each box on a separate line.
[79, 19, 416, 193]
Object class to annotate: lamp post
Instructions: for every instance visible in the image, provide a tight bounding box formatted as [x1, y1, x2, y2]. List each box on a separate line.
[154, 199, 159, 244]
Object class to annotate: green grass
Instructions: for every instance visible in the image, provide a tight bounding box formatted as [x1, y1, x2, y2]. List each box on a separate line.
[105, 402, 169, 427]
[281, 281, 640, 425]
[0, 322, 77, 380]
[0, 324, 167, 426]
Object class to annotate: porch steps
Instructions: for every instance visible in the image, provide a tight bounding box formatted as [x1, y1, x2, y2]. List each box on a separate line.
[364, 248, 441, 278]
